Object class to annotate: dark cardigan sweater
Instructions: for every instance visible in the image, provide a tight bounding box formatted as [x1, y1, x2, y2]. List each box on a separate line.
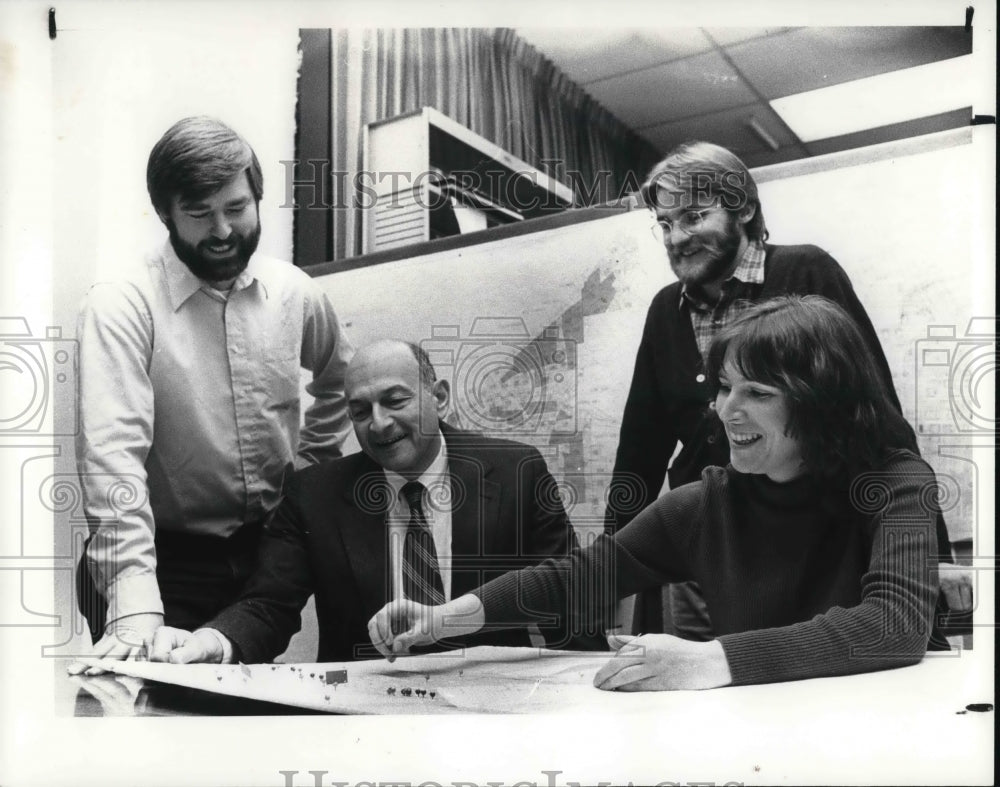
[476, 451, 940, 686]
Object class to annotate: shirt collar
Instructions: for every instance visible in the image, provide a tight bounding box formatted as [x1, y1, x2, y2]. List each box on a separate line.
[383, 430, 449, 504]
[160, 239, 268, 311]
[678, 239, 766, 310]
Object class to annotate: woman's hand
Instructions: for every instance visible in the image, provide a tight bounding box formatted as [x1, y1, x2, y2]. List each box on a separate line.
[367, 594, 486, 660]
[594, 633, 733, 691]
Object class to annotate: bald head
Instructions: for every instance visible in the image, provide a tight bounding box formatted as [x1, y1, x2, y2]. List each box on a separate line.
[347, 340, 434, 391]
[346, 340, 451, 476]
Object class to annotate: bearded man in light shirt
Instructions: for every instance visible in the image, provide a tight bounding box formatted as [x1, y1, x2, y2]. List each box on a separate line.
[70, 116, 354, 672]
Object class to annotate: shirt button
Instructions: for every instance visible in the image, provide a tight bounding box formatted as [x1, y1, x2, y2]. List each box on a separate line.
[696, 373, 706, 383]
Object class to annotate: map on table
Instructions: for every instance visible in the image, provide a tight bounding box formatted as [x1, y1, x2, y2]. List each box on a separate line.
[84, 646, 609, 714]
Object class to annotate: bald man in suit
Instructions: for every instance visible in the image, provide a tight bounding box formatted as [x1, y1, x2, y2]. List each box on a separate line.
[151, 339, 604, 663]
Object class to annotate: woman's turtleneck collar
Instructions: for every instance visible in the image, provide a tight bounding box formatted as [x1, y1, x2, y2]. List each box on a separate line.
[729, 465, 820, 509]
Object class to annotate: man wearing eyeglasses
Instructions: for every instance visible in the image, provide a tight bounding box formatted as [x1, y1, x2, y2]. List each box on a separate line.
[605, 140, 964, 639]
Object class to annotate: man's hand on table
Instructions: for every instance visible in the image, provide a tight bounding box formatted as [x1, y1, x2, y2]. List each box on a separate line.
[148, 627, 231, 664]
[67, 612, 163, 675]
[594, 633, 733, 691]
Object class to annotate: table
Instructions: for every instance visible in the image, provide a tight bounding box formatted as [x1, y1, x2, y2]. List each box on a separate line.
[51, 647, 995, 784]
[60, 645, 992, 715]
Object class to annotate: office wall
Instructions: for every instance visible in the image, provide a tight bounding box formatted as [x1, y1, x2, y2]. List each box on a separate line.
[50, 7, 300, 339]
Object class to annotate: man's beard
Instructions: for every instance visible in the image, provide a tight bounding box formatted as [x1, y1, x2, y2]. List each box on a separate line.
[167, 220, 261, 284]
[667, 216, 744, 293]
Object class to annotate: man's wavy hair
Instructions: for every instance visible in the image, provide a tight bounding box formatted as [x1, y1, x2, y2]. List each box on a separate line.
[706, 295, 915, 480]
[640, 140, 768, 242]
[147, 116, 263, 217]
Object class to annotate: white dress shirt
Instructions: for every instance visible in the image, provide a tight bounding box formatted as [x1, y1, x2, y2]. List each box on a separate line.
[382, 434, 454, 602]
[76, 240, 355, 624]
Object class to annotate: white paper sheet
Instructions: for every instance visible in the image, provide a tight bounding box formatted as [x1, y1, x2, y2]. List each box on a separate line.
[84, 646, 611, 714]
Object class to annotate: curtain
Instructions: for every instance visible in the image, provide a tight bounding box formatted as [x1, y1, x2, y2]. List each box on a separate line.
[295, 28, 660, 265]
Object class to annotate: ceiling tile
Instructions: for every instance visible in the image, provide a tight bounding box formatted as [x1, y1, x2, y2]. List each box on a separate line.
[514, 28, 712, 85]
[640, 102, 800, 157]
[586, 49, 758, 129]
[727, 26, 973, 99]
[702, 27, 796, 47]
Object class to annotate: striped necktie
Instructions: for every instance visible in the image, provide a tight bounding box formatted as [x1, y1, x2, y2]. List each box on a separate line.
[401, 481, 446, 606]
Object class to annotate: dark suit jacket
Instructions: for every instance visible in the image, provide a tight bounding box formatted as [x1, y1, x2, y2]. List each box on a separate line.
[210, 424, 605, 662]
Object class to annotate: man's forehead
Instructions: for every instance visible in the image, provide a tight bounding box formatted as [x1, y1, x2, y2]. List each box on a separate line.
[346, 345, 420, 395]
[651, 181, 717, 212]
[174, 173, 253, 208]
[346, 378, 414, 401]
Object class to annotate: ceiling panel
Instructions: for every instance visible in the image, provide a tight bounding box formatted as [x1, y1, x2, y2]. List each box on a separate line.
[586, 49, 758, 129]
[641, 101, 801, 157]
[514, 26, 976, 162]
[727, 26, 973, 99]
[702, 27, 795, 47]
[515, 28, 713, 85]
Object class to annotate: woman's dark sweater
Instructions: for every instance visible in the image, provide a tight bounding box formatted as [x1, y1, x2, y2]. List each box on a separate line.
[474, 450, 940, 686]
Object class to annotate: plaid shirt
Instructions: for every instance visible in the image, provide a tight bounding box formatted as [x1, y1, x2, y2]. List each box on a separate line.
[680, 239, 766, 360]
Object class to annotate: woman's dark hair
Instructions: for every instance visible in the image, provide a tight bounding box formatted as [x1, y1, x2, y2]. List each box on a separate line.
[706, 295, 916, 480]
[146, 116, 263, 217]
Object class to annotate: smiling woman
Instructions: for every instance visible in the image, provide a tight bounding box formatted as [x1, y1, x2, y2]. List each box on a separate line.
[715, 364, 803, 483]
[369, 295, 946, 690]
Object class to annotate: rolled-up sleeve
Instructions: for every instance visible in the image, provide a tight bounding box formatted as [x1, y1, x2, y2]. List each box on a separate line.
[296, 283, 354, 467]
[75, 283, 163, 623]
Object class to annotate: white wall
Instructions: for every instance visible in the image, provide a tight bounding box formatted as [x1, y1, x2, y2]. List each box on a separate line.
[51, 4, 300, 334]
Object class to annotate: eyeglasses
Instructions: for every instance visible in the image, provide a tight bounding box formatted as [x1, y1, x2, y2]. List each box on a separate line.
[654, 208, 713, 237]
